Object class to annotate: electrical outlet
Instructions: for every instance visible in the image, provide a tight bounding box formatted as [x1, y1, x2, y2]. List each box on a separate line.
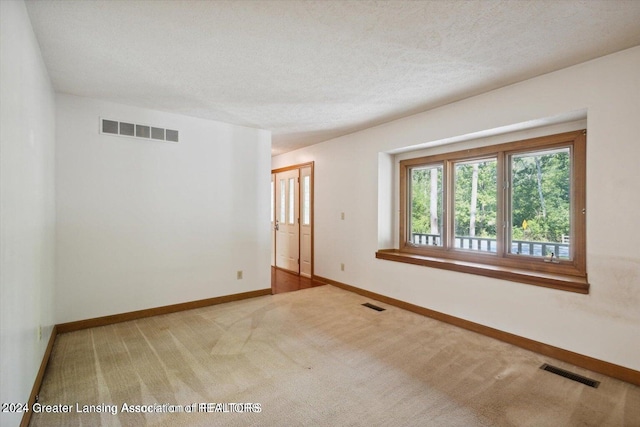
[237, 270, 243, 280]
[340, 263, 345, 271]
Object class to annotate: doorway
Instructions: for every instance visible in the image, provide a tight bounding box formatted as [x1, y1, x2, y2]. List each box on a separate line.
[271, 162, 313, 292]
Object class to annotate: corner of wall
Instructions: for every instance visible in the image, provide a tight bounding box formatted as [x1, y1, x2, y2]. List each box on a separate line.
[1, 0, 57, 425]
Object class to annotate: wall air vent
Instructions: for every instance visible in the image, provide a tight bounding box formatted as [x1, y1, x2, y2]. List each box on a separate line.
[100, 118, 179, 143]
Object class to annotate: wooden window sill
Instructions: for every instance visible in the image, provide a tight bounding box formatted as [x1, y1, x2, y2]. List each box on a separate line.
[375, 249, 589, 294]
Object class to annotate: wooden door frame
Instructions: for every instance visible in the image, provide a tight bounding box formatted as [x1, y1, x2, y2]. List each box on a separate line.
[271, 161, 314, 278]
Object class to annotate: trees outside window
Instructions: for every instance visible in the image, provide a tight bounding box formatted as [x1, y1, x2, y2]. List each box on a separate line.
[410, 165, 443, 246]
[510, 148, 570, 258]
[454, 159, 497, 252]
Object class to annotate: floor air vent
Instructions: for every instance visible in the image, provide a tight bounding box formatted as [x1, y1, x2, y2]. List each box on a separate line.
[540, 364, 600, 388]
[362, 303, 385, 312]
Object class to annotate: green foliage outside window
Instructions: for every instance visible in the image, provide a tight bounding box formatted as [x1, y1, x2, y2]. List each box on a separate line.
[410, 150, 570, 244]
[511, 149, 570, 243]
[454, 160, 497, 239]
[410, 166, 442, 238]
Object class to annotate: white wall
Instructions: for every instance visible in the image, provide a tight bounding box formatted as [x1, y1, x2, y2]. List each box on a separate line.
[55, 95, 271, 323]
[0, 1, 56, 425]
[273, 46, 640, 371]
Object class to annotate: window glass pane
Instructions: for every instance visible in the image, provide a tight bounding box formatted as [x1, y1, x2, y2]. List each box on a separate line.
[510, 148, 571, 259]
[409, 165, 443, 246]
[302, 175, 310, 225]
[280, 179, 286, 223]
[288, 177, 295, 224]
[454, 159, 497, 252]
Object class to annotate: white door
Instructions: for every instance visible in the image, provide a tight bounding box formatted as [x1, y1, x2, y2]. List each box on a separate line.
[300, 167, 312, 277]
[271, 174, 275, 267]
[274, 169, 299, 273]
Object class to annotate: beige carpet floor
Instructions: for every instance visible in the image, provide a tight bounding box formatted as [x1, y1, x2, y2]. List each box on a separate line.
[31, 285, 640, 426]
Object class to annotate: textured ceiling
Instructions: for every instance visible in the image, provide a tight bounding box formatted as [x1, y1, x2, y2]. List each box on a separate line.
[24, 0, 640, 155]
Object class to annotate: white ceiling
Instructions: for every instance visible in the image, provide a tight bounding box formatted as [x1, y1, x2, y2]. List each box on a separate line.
[25, 0, 640, 155]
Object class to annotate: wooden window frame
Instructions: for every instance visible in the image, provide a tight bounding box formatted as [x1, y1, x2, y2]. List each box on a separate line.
[376, 130, 588, 294]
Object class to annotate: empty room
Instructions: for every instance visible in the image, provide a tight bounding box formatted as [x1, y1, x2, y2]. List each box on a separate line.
[2, 0, 640, 426]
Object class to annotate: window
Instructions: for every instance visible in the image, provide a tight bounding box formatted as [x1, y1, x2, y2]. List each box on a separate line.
[302, 175, 311, 226]
[409, 164, 443, 246]
[379, 130, 587, 293]
[280, 179, 286, 223]
[454, 158, 497, 253]
[271, 179, 275, 223]
[509, 147, 571, 259]
[288, 177, 295, 224]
